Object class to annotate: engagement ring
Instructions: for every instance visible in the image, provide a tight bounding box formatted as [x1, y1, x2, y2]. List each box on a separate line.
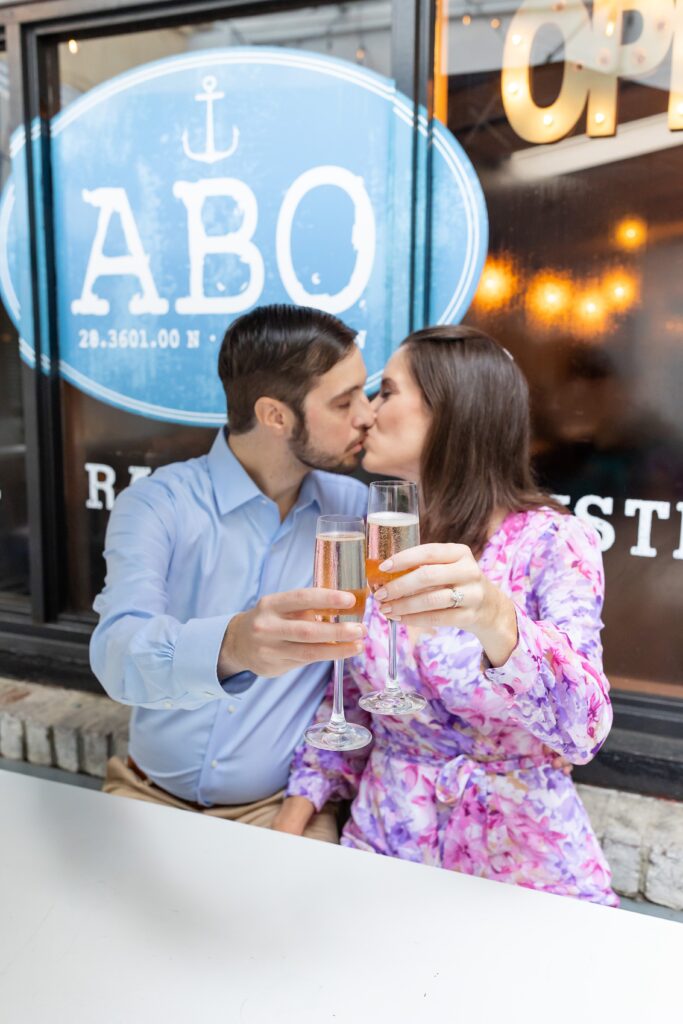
[450, 587, 465, 609]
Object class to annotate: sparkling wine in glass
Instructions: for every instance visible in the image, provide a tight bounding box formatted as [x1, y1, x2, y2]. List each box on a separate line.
[304, 515, 372, 751]
[359, 481, 427, 715]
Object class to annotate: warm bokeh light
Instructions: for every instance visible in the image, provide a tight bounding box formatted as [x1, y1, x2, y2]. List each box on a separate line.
[615, 217, 647, 251]
[473, 256, 518, 310]
[574, 288, 610, 339]
[68, 39, 79, 54]
[462, 14, 472, 26]
[526, 272, 572, 326]
[602, 269, 640, 312]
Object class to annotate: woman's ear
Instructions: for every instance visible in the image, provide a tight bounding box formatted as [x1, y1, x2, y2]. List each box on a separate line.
[253, 396, 296, 437]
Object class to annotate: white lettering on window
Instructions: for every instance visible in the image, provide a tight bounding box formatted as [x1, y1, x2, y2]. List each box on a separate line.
[84, 462, 116, 511]
[624, 499, 671, 558]
[276, 166, 376, 314]
[173, 178, 264, 314]
[71, 188, 169, 316]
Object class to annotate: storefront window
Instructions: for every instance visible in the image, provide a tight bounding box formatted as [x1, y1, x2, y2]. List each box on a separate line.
[437, 2, 683, 695]
[42, 2, 393, 614]
[0, 46, 30, 602]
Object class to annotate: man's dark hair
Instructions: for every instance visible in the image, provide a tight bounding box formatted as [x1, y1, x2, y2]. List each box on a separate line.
[218, 304, 356, 434]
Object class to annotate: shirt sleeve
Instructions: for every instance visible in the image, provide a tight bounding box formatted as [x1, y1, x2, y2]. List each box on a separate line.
[482, 514, 613, 764]
[89, 477, 242, 710]
[286, 660, 372, 811]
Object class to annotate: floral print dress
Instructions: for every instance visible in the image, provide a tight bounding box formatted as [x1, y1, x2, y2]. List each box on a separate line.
[287, 508, 618, 906]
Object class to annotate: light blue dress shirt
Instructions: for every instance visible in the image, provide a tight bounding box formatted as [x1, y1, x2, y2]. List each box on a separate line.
[90, 428, 367, 806]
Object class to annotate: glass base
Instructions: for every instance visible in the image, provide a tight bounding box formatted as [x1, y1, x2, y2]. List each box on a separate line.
[304, 722, 373, 751]
[358, 690, 427, 716]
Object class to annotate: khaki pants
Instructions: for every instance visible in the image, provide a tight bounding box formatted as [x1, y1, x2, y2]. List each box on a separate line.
[103, 756, 338, 844]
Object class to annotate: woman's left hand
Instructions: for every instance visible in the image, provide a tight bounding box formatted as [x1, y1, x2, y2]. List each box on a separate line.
[373, 543, 519, 668]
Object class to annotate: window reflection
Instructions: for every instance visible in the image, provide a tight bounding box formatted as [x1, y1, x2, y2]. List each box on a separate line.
[439, 2, 683, 693]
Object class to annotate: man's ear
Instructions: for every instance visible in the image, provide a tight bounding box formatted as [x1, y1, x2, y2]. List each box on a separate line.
[253, 396, 296, 436]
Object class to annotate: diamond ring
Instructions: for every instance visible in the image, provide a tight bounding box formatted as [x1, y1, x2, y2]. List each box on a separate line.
[449, 587, 465, 609]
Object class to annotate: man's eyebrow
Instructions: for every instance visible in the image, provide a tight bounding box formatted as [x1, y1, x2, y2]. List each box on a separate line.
[330, 383, 364, 402]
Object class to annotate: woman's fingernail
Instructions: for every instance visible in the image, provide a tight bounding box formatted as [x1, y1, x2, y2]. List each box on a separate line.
[382, 604, 392, 615]
[379, 560, 393, 572]
[353, 625, 364, 638]
[354, 642, 363, 653]
[375, 588, 387, 601]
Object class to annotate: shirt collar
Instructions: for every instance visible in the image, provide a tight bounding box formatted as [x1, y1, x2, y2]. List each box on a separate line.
[207, 429, 322, 517]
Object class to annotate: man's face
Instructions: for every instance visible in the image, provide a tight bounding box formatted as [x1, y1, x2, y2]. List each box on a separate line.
[289, 346, 374, 472]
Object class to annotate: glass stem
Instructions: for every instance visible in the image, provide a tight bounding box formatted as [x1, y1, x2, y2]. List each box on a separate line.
[328, 658, 347, 733]
[385, 618, 401, 696]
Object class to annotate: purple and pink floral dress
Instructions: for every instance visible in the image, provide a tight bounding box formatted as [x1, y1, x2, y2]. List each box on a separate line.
[287, 508, 618, 906]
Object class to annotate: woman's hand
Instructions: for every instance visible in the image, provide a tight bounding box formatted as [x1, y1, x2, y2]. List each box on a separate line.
[373, 543, 518, 668]
[271, 795, 317, 836]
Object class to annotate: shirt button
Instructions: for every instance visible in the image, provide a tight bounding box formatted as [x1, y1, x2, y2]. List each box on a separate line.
[211, 759, 218, 769]
[228, 705, 237, 714]
[164, 701, 172, 709]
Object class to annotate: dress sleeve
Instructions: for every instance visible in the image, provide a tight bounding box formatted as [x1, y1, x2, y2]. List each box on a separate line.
[286, 660, 372, 811]
[482, 514, 612, 764]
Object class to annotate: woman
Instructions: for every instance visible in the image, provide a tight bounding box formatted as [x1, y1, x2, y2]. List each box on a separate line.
[278, 325, 617, 906]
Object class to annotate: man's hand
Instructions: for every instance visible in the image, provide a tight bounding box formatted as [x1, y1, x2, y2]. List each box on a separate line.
[218, 588, 366, 679]
[271, 796, 317, 836]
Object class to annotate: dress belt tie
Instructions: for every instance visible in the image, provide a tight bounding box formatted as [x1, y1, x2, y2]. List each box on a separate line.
[372, 741, 554, 806]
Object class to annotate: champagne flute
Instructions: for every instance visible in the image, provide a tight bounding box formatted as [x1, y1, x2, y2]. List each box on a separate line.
[360, 481, 427, 715]
[305, 515, 373, 751]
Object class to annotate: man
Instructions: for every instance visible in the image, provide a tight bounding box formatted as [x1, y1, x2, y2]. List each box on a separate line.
[90, 304, 374, 842]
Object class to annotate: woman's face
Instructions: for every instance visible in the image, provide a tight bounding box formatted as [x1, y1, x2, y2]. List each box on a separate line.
[362, 347, 432, 481]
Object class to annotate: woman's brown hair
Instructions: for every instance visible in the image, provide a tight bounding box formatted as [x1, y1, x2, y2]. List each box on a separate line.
[402, 325, 564, 555]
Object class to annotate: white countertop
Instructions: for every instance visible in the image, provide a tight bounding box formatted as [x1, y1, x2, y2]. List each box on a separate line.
[0, 770, 680, 1023]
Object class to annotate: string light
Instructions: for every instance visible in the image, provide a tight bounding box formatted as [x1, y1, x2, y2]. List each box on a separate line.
[67, 39, 79, 54]
[594, 112, 606, 125]
[526, 272, 572, 326]
[473, 256, 518, 311]
[490, 18, 501, 30]
[605, 20, 616, 37]
[462, 14, 472, 26]
[511, 33, 522, 47]
[575, 288, 610, 338]
[602, 269, 640, 312]
[615, 217, 647, 251]
[543, 113, 554, 127]
[355, 46, 366, 62]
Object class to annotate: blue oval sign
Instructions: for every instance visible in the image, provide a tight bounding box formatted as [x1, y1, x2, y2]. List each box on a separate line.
[0, 48, 488, 425]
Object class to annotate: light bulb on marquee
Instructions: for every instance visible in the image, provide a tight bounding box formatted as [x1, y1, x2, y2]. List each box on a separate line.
[462, 14, 472, 26]
[594, 112, 606, 125]
[543, 113, 554, 127]
[68, 39, 79, 54]
[511, 33, 523, 46]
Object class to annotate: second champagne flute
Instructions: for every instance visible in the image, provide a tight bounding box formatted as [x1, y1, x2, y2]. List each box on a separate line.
[305, 515, 372, 751]
[360, 481, 427, 715]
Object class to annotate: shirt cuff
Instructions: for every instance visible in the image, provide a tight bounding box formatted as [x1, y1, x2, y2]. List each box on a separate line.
[172, 614, 235, 701]
[483, 604, 543, 700]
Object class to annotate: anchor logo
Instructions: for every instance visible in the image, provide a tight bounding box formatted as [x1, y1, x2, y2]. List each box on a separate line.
[182, 75, 239, 164]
